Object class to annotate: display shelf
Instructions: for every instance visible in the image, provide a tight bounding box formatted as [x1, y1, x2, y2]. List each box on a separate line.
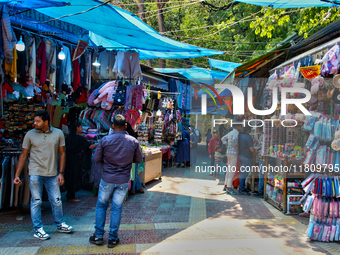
[264, 156, 306, 213]
[265, 195, 283, 211]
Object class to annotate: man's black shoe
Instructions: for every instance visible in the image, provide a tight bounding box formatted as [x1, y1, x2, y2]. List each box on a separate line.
[239, 190, 251, 196]
[253, 193, 263, 197]
[89, 234, 104, 245]
[108, 238, 120, 248]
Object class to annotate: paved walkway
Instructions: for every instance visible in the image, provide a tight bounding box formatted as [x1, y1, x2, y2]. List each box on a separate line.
[1, 144, 340, 254]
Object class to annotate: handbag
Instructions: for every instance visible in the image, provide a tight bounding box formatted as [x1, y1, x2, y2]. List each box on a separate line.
[113, 81, 126, 106]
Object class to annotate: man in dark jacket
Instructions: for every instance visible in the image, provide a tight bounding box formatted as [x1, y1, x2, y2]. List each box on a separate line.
[89, 115, 143, 248]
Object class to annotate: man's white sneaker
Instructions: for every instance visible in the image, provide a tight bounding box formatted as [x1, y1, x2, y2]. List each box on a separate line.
[57, 222, 73, 233]
[34, 227, 50, 240]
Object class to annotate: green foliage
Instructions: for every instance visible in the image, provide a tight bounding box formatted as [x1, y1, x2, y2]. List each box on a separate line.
[116, 1, 340, 67]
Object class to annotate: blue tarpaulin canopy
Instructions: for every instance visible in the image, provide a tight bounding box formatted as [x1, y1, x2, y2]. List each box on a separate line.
[235, 0, 334, 8]
[208, 59, 241, 72]
[30, 0, 224, 59]
[0, 0, 68, 9]
[154, 67, 227, 86]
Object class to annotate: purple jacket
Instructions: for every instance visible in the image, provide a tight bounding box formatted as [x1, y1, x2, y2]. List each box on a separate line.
[93, 130, 143, 184]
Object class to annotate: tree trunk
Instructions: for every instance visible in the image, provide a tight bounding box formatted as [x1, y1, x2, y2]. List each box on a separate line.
[137, 0, 152, 67]
[156, 0, 168, 68]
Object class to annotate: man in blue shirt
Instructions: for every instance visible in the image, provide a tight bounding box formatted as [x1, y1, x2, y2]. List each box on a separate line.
[238, 126, 254, 195]
[89, 114, 143, 248]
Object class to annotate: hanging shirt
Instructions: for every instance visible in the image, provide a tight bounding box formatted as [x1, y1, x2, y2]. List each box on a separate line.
[36, 40, 47, 86]
[29, 38, 36, 83]
[59, 46, 72, 87]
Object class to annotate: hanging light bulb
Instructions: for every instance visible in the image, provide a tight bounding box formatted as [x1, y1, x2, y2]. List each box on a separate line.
[92, 57, 100, 66]
[58, 47, 66, 60]
[16, 35, 25, 51]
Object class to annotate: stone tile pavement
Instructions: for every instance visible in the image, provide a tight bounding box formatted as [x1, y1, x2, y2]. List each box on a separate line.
[1, 144, 340, 254]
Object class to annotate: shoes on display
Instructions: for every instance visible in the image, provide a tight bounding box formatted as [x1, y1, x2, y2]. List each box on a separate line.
[33, 227, 50, 240]
[89, 233, 104, 245]
[108, 238, 120, 248]
[57, 222, 73, 233]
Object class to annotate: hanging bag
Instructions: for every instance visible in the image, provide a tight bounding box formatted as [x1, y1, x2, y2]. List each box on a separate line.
[113, 81, 126, 106]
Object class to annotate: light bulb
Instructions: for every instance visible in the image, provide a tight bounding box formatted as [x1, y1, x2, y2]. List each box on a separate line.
[58, 48, 66, 60]
[92, 57, 100, 66]
[156, 109, 162, 117]
[16, 36, 25, 51]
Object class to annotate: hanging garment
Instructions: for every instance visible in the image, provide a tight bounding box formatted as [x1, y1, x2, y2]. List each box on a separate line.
[96, 51, 111, 79]
[127, 51, 142, 78]
[4, 48, 17, 81]
[1, 5, 16, 64]
[72, 49, 81, 90]
[80, 54, 87, 88]
[29, 38, 36, 83]
[36, 40, 47, 86]
[59, 46, 72, 88]
[45, 39, 56, 91]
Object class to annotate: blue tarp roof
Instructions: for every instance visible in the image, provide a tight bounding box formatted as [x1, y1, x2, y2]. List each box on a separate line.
[235, 0, 333, 8]
[0, 0, 67, 9]
[32, 0, 223, 59]
[208, 59, 241, 73]
[154, 67, 227, 86]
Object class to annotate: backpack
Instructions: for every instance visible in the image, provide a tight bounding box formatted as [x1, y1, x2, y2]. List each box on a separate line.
[113, 82, 126, 106]
[194, 129, 202, 143]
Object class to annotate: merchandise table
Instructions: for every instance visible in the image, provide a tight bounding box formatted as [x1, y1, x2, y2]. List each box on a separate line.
[138, 150, 162, 187]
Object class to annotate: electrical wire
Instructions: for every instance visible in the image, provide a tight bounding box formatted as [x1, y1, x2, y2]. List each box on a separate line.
[163, 34, 277, 44]
[181, 10, 263, 42]
[25, 0, 111, 24]
[165, 8, 304, 34]
[138, 0, 203, 15]
[145, 0, 203, 20]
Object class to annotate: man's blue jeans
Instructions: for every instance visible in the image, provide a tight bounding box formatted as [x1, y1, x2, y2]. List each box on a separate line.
[239, 156, 252, 192]
[95, 179, 129, 240]
[29, 175, 64, 231]
[258, 160, 265, 194]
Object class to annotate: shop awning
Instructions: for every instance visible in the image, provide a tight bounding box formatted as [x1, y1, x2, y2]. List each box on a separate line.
[35, 0, 223, 59]
[154, 67, 227, 86]
[271, 36, 340, 71]
[234, 0, 334, 8]
[208, 59, 241, 73]
[0, 0, 68, 9]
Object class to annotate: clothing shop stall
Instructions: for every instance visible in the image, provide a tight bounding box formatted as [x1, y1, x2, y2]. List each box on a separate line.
[0, 4, 94, 210]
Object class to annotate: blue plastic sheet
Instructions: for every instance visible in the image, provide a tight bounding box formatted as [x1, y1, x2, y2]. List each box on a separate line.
[35, 0, 223, 59]
[208, 59, 241, 73]
[235, 0, 333, 8]
[0, 0, 67, 9]
[154, 67, 227, 86]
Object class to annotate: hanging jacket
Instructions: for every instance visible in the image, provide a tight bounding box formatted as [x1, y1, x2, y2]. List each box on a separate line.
[1, 5, 16, 63]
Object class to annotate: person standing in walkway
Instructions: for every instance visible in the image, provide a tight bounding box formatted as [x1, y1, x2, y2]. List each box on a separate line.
[189, 127, 198, 167]
[222, 124, 242, 195]
[89, 114, 143, 248]
[65, 121, 97, 203]
[208, 130, 221, 175]
[205, 129, 212, 152]
[13, 111, 73, 240]
[238, 126, 255, 196]
[176, 126, 190, 168]
[253, 128, 264, 198]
